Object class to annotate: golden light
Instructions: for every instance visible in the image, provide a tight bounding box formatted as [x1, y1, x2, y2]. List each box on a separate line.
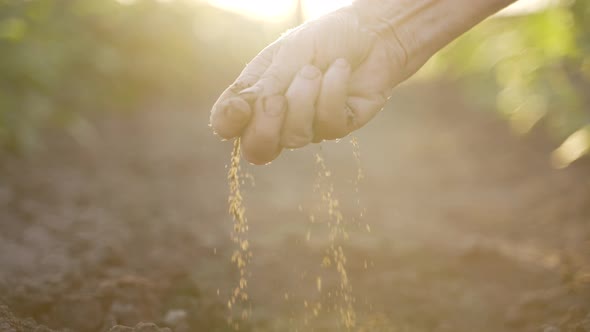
[205, 0, 555, 22]
[497, 0, 561, 16]
[206, 0, 352, 22]
[302, 0, 352, 20]
[206, 0, 295, 22]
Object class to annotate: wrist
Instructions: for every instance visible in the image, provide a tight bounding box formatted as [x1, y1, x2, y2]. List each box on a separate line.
[352, 0, 436, 76]
[353, 0, 515, 73]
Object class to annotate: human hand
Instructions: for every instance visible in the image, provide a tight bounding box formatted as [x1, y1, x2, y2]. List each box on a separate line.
[210, 3, 416, 165]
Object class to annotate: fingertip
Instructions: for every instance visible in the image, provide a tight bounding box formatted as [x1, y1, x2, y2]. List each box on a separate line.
[315, 123, 351, 140]
[240, 95, 286, 165]
[210, 97, 252, 139]
[228, 98, 251, 122]
[241, 145, 282, 166]
[311, 135, 323, 144]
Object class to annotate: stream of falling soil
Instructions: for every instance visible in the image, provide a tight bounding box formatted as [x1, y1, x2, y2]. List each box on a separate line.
[350, 136, 367, 227]
[227, 138, 251, 329]
[302, 137, 366, 329]
[225, 137, 366, 330]
[314, 149, 356, 328]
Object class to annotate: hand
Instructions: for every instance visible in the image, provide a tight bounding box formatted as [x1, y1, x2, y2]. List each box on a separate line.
[210, 3, 413, 165]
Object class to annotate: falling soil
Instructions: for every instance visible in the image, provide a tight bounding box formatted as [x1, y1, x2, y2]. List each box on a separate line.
[227, 138, 252, 328]
[312, 151, 356, 328]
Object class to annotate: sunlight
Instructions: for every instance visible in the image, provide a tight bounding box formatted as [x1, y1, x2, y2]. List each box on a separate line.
[206, 0, 352, 21]
[497, 0, 560, 16]
[205, 0, 554, 22]
[206, 0, 295, 22]
[302, 0, 352, 20]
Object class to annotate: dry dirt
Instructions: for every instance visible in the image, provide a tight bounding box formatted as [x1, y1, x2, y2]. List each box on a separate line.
[0, 81, 589, 332]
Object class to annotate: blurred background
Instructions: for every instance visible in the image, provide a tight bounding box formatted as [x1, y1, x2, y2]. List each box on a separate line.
[0, 0, 589, 331]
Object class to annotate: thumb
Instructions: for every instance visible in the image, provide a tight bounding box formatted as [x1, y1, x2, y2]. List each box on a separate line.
[210, 43, 275, 139]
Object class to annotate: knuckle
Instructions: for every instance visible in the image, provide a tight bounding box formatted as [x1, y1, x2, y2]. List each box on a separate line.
[230, 80, 252, 93]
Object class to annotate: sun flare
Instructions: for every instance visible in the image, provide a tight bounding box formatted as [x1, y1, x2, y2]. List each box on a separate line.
[206, 0, 352, 21]
[302, 0, 352, 20]
[206, 0, 294, 21]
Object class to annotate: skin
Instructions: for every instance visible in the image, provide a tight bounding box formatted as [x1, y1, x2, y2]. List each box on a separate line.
[210, 0, 517, 165]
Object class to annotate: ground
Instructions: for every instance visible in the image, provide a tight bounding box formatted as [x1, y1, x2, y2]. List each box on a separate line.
[0, 81, 588, 332]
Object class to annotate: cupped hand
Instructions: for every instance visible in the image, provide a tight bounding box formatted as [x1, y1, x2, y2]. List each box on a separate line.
[210, 4, 411, 165]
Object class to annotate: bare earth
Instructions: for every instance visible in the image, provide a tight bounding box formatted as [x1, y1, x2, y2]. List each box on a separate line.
[0, 81, 588, 332]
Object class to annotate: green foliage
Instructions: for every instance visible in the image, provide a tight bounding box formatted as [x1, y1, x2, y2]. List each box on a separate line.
[424, 0, 590, 165]
[0, 0, 268, 153]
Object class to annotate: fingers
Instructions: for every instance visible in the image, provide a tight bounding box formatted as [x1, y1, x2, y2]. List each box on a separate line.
[212, 34, 315, 164]
[312, 45, 392, 142]
[209, 44, 275, 139]
[248, 37, 314, 97]
[345, 42, 395, 128]
[281, 65, 322, 148]
[238, 42, 314, 163]
[314, 58, 352, 140]
[213, 38, 394, 165]
[241, 95, 287, 165]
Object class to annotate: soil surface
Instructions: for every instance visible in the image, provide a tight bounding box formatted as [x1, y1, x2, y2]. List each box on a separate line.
[0, 81, 589, 332]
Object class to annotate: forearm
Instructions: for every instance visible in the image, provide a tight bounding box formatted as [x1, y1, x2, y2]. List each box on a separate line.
[353, 0, 517, 72]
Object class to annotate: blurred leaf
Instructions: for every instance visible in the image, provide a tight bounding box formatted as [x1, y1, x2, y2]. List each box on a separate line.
[508, 94, 548, 134]
[525, 9, 577, 59]
[423, 1, 590, 165]
[551, 124, 590, 168]
[26, 0, 54, 21]
[0, 17, 26, 41]
[582, 56, 590, 79]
